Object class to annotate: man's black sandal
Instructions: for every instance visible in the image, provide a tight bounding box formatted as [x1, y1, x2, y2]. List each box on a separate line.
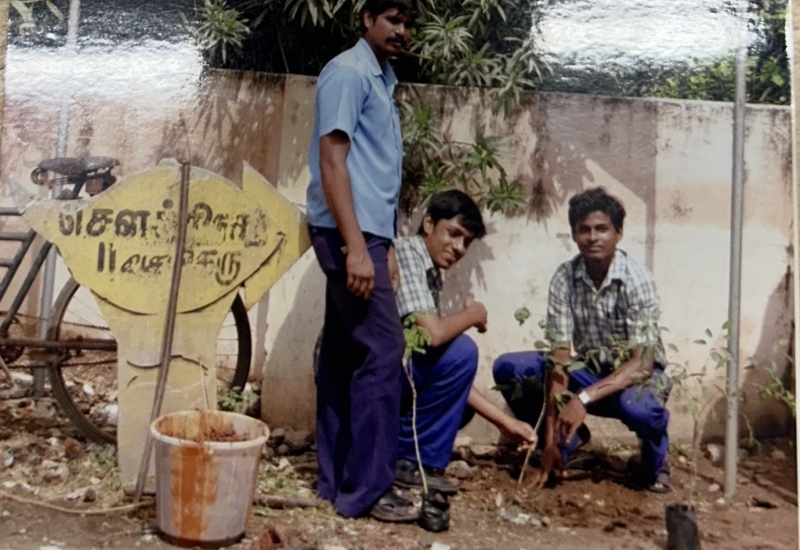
[394, 459, 458, 496]
[647, 471, 672, 493]
[369, 490, 420, 523]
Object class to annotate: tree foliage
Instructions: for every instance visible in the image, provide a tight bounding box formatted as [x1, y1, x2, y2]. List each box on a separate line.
[216, 0, 545, 103]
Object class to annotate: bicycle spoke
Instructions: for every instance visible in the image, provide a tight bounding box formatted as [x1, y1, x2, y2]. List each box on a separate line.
[48, 280, 251, 443]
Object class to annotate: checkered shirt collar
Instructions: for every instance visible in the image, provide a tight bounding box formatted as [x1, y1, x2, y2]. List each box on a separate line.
[573, 249, 628, 289]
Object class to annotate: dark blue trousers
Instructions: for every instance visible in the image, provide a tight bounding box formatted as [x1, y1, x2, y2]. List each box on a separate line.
[398, 335, 478, 470]
[493, 351, 672, 481]
[310, 227, 405, 518]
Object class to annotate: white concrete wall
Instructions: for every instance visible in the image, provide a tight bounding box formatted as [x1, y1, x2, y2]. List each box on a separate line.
[262, 78, 794, 443]
[0, 64, 792, 444]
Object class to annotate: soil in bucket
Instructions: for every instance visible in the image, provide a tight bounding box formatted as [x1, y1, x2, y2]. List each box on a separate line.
[151, 410, 270, 549]
[665, 503, 701, 550]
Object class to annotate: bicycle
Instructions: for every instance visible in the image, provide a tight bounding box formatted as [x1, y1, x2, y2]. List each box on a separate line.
[0, 157, 252, 444]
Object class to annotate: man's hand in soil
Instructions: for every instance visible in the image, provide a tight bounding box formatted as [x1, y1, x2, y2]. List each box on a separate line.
[465, 293, 488, 333]
[532, 444, 564, 490]
[556, 395, 586, 443]
[388, 245, 400, 292]
[499, 417, 537, 449]
[346, 245, 375, 299]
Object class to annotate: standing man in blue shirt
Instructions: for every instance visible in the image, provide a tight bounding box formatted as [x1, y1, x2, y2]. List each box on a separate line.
[306, 0, 419, 522]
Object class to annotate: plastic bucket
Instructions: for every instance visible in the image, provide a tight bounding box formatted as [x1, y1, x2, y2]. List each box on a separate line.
[150, 410, 270, 548]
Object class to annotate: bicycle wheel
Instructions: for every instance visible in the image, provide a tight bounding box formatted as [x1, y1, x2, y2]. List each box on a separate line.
[47, 278, 252, 444]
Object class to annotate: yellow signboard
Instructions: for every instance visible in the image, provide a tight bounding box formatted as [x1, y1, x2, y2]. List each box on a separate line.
[15, 160, 309, 314]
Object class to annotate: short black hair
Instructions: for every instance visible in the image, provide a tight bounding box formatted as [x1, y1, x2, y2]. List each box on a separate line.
[418, 190, 486, 239]
[361, 0, 419, 30]
[568, 187, 626, 231]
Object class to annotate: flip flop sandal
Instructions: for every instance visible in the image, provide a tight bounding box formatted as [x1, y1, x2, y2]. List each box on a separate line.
[626, 470, 672, 493]
[647, 471, 672, 494]
[369, 491, 420, 523]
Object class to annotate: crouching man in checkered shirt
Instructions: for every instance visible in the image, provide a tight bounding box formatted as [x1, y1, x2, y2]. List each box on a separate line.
[392, 190, 538, 496]
[493, 187, 673, 493]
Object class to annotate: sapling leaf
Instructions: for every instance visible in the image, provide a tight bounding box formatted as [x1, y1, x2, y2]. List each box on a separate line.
[566, 360, 586, 373]
[514, 306, 531, 326]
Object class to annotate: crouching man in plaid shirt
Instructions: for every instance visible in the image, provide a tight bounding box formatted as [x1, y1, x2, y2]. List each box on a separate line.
[392, 190, 538, 496]
[493, 187, 672, 493]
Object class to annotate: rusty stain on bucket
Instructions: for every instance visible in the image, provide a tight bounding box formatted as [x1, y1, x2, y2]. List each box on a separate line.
[158, 412, 223, 543]
[172, 442, 220, 541]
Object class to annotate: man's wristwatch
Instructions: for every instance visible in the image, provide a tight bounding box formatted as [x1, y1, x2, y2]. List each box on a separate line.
[577, 390, 591, 407]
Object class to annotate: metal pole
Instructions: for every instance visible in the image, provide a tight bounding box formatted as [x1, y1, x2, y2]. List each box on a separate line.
[724, 0, 748, 500]
[34, 0, 80, 395]
[133, 163, 192, 503]
[788, 4, 800, 544]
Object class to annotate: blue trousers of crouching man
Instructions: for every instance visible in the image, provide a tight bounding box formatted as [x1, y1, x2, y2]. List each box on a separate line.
[398, 335, 479, 470]
[310, 227, 405, 518]
[492, 351, 672, 481]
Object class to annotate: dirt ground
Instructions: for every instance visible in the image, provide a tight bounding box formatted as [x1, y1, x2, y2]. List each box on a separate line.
[0, 392, 796, 550]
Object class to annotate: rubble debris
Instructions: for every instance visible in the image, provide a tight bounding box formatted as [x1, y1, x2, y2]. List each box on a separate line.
[445, 460, 473, 480]
[705, 443, 723, 465]
[40, 460, 69, 484]
[469, 445, 498, 460]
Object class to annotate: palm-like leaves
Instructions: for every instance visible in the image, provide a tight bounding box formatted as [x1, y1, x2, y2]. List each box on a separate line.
[400, 101, 528, 216]
[186, 0, 251, 64]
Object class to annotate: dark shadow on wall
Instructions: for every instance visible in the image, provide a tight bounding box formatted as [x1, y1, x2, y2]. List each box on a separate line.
[157, 71, 286, 187]
[703, 268, 795, 446]
[260, 252, 325, 431]
[439, 227, 495, 317]
[699, 268, 796, 501]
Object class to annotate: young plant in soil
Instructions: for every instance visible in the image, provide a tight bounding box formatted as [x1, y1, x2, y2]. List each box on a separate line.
[401, 314, 432, 487]
[219, 386, 258, 416]
[402, 313, 451, 532]
[660, 323, 734, 505]
[502, 308, 575, 487]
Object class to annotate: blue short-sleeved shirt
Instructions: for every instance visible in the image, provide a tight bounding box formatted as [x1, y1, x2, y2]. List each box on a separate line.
[306, 38, 404, 240]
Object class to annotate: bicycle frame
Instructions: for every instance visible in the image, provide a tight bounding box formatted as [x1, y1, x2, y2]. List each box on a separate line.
[0, 183, 116, 364]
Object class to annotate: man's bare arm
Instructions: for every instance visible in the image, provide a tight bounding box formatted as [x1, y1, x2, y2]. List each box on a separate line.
[555, 346, 655, 443]
[468, 387, 536, 444]
[413, 294, 487, 348]
[579, 346, 655, 403]
[319, 131, 373, 299]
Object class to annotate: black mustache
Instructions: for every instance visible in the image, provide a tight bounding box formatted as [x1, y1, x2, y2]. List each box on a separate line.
[388, 38, 406, 47]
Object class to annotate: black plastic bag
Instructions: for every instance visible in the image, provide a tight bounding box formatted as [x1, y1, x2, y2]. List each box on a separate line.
[666, 503, 701, 550]
[418, 490, 450, 532]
